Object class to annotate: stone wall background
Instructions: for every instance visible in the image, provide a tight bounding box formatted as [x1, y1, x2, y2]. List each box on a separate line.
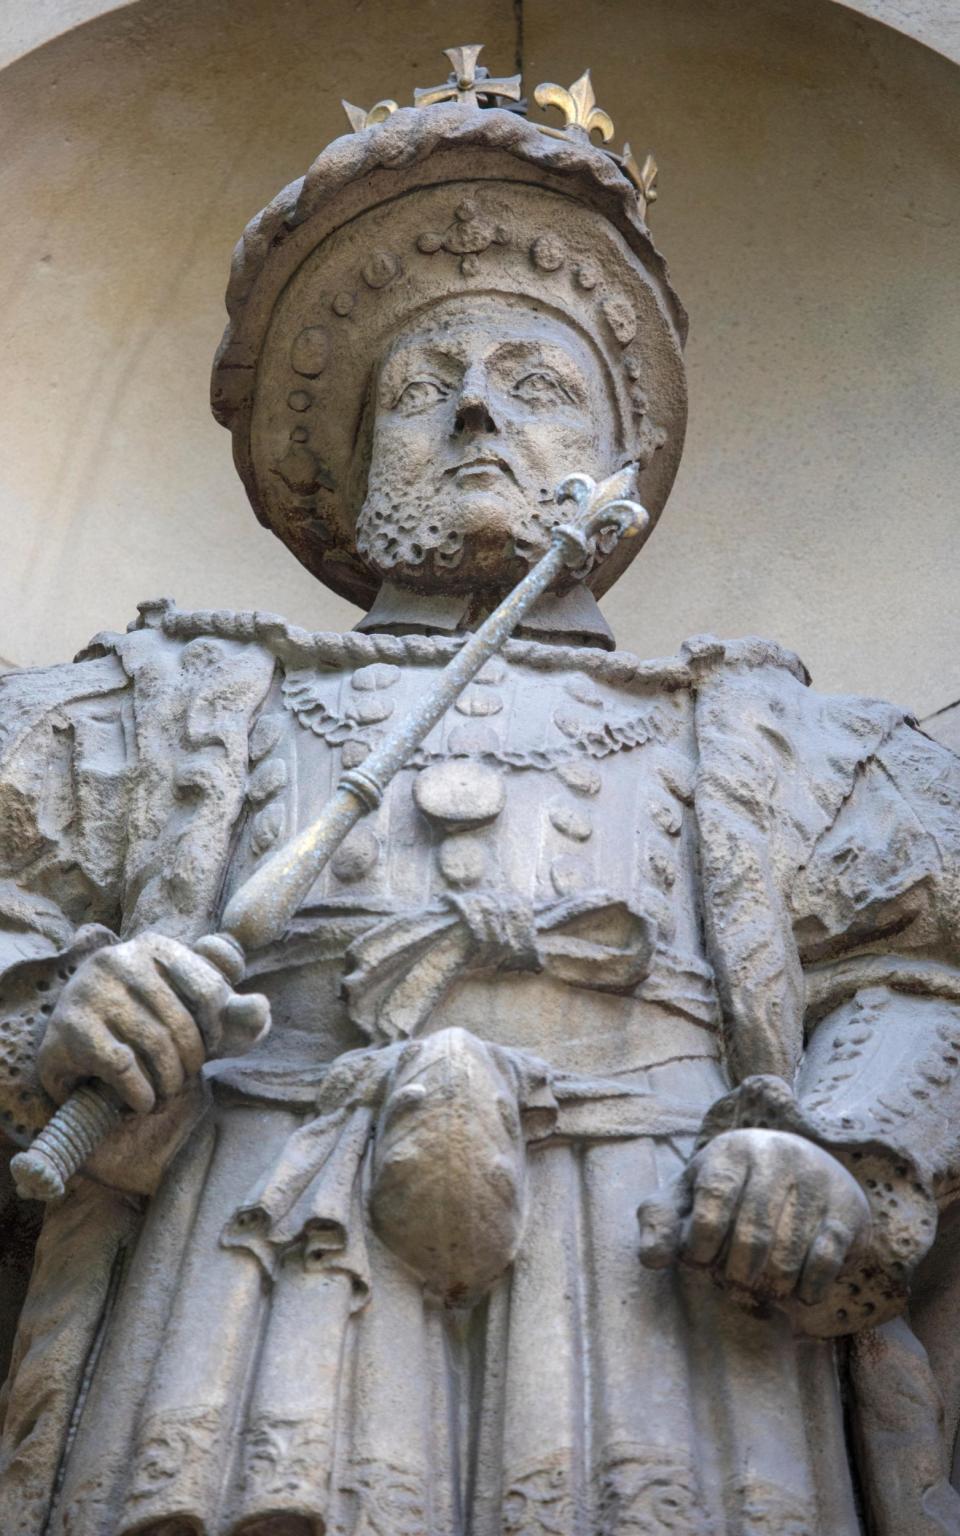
[1, 0, 957, 715]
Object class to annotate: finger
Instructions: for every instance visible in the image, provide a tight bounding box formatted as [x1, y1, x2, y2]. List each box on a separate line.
[106, 1007, 187, 1102]
[108, 953, 207, 1078]
[797, 1220, 854, 1306]
[637, 1189, 685, 1269]
[41, 1010, 155, 1113]
[680, 1156, 747, 1268]
[759, 1184, 814, 1299]
[37, 1032, 85, 1104]
[222, 992, 271, 1051]
[724, 1164, 783, 1290]
[151, 941, 229, 1052]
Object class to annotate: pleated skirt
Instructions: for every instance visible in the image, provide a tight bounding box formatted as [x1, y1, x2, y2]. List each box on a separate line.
[50, 1087, 862, 1536]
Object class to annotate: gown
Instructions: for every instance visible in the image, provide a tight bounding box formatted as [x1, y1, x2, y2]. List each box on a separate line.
[1, 600, 959, 1536]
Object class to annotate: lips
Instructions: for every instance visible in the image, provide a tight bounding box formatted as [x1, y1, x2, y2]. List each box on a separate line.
[444, 454, 516, 483]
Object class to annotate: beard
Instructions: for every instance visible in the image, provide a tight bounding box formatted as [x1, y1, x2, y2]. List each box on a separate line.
[356, 465, 559, 593]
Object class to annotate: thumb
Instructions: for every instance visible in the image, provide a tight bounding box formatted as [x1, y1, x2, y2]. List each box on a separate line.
[637, 1168, 692, 1270]
[221, 992, 271, 1054]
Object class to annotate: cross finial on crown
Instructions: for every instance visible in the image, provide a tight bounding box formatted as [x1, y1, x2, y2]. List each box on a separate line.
[413, 44, 523, 109]
[340, 45, 661, 219]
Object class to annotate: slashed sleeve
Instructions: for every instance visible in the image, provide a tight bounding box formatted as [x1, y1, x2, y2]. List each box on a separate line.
[694, 654, 960, 1334]
[0, 653, 134, 1146]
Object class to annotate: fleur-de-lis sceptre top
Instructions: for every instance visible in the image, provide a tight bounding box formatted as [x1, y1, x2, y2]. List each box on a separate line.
[534, 69, 615, 144]
[414, 44, 523, 110]
[10, 468, 649, 1202]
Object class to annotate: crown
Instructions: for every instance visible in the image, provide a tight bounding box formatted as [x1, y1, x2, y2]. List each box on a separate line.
[342, 44, 659, 219]
[213, 45, 686, 609]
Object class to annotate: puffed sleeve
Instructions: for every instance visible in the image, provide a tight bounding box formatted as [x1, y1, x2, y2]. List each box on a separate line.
[694, 656, 960, 1334]
[0, 652, 134, 1146]
[790, 718, 960, 1195]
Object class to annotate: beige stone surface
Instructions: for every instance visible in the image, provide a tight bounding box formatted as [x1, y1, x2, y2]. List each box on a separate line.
[1, 0, 958, 715]
[3, 53, 960, 1528]
[834, 0, 960, 62]
[925, 697, 960, 754]
[6, 0, 960, 73]
[0, 0, 128, 71]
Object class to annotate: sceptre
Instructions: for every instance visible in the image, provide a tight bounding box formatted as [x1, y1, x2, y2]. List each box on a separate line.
[11, 469, 649, 1201]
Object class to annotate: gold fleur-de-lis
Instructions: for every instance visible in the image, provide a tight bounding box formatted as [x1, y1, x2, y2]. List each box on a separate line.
[341, 98, 399, 133]
[414, 44, 522, 110]
[622, 144, 659, 216]
[534, 70, 614, 143]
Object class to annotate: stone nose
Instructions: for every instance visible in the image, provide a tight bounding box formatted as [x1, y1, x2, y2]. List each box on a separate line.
[454, 368, 497, 435]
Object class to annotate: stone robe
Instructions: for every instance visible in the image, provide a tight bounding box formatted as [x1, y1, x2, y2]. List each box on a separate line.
[1, 598, 960, 1536]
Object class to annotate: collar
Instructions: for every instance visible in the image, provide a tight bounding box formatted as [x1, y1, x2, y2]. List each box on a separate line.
[354, 581, 616, 651]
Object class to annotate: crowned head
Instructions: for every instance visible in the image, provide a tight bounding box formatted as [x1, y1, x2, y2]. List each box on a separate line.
[212, 47, 688, 609]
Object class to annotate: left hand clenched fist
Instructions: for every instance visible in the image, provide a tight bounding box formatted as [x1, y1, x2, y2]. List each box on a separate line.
[636, 1129, 871, 1305]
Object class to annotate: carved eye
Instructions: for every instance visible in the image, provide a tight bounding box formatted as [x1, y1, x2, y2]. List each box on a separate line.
[395, 378, 449, 413]
[512, 371, 571, 406]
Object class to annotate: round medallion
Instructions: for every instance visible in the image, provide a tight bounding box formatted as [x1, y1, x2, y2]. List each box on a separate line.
[551, 854, 588, 896]
[455, 686, 503, 717]
[351, 663, 400, 692]
[557, 761, 601, 797]
[414, 760, 505, 831]
[331, 827, 380, 882]
[290, 325, 330, 377]
[438, 835, 487, 888]
[549, 802, 593, 842]
[348, 696, 394, 725]
[362, 250, 401, 289]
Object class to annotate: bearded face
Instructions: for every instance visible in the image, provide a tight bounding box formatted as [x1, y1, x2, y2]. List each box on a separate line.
[355, 298, 620, 594]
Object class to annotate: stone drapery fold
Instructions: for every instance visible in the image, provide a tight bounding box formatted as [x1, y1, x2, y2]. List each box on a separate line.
[342, 889, 658, 1043]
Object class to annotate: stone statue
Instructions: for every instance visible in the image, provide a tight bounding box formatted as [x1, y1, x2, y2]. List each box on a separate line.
[1, 43, 960, 1536]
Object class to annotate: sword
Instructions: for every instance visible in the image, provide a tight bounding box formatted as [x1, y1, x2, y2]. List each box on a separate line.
[11, 469, 648, 1201]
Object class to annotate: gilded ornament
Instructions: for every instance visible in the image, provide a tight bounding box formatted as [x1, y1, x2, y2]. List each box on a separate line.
[622, 144, 659, 217]
[9, 41, 950, 1536]
[341, 98, 399, 132]
[534, 69, 615, 144]
[414, 44, 522, 110]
